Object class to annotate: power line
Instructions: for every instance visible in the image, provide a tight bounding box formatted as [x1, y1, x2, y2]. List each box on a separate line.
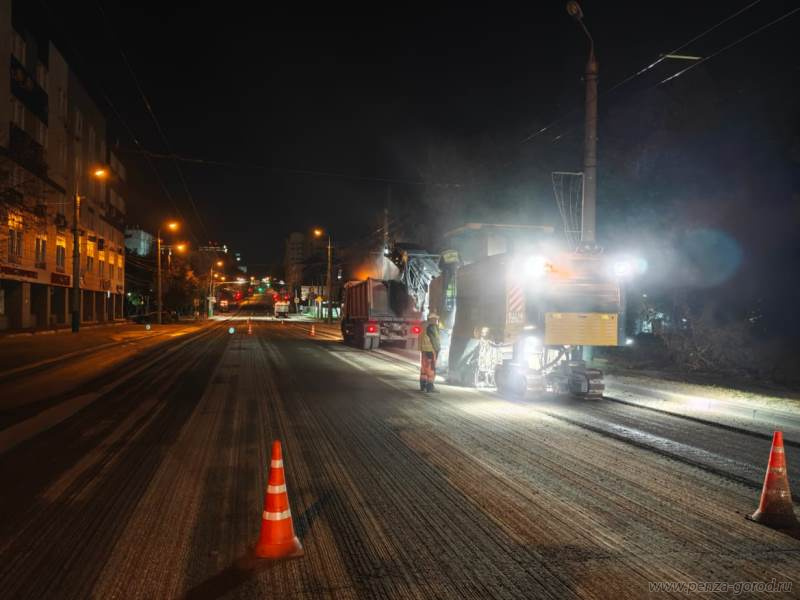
[116, 148, 464, 188]
[93, 1, 211, 243]
[37, 0, 199, 245]
[658, 5, 800, 85]
[520, 0, 766, 144]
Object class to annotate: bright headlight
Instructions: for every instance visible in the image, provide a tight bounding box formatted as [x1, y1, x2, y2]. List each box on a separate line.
[523, 256, 549, 278]
[613, 260, 633, 278]
[522, 336, 541, 357]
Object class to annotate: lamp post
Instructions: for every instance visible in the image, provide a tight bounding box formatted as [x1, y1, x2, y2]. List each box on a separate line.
[567, 0, 598, 249]
[313, 228, 333, 323]
[71, 168, 108, 333]
[208, 260, 223, 317]
[156, 221, 179, 324]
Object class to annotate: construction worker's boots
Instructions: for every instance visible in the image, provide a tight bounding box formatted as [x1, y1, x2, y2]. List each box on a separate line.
[420, 380, 427, 392]
[426, 383, 439, 393]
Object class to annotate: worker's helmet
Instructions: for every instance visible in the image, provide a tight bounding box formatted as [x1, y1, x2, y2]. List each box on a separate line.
[428, 312, 439, 322]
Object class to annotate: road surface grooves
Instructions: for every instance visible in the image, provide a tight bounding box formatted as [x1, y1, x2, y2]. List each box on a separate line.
[1, 320, 798, 598]
[0, 322, 232, 599]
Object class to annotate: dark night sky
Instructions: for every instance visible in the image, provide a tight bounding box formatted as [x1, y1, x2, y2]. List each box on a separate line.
[24, 0, 800, 293]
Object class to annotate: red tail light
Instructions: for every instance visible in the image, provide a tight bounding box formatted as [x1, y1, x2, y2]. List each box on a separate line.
[366, 323, 378, 334]
[411, 325, 421, 335]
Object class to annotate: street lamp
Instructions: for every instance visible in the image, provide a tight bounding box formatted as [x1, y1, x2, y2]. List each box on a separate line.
[165, 241, 188, 270]
[156, 221, 179, 324]
[567, 0, 598, 249]
[71, 166, 109, 333]
[208, 260, 225, 318]
[313, 228, 333, 323]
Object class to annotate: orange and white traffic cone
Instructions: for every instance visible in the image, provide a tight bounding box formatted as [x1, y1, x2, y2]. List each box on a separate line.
[255, 440, 304, 559]
[747, 431, 799, 529]
[248, 318, 253, 335]
[310, 324, 316, 337]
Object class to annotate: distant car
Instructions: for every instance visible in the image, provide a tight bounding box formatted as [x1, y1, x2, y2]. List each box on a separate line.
[274, 301, 290, 318]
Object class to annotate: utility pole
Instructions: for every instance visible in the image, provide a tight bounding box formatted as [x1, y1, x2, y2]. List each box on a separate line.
[156, 229, 163, 324]
[567, 0, 597, 248]
[384, 185, 390, 254]
[326, 234, 333, 323]
[71, 192, 81, 332]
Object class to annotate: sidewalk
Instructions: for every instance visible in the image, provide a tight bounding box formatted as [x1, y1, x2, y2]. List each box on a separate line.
[0, 321, 208, 376]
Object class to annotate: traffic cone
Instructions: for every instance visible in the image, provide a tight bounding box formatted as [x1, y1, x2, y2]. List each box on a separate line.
[747, 431, 799, 529]
[255, 440, 304, 559]
[310, 324, 316, 337]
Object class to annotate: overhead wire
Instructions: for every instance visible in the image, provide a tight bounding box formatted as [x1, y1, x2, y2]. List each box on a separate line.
[520, 0, 766, 144]
[93, 1, 211, 243]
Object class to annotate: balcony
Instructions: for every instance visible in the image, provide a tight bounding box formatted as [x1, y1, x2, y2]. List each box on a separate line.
[10, 56, 48, 125]
[9, 124, 47, 180]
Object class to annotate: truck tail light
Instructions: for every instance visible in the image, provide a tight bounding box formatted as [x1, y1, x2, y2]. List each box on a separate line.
[366, 323, 378, 334]
[411, 325, 421, 335]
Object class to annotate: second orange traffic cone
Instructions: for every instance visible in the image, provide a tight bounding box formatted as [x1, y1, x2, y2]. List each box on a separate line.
[255, 440, 304, 559]
[747, 431, 799, 529]
[310, 324, 316, 337]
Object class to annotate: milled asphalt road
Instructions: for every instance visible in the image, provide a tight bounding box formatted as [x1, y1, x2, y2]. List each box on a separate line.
[0, 314, 798, 599]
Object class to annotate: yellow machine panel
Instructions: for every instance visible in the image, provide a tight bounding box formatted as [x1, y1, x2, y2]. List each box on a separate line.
[544, 312, 618, 346]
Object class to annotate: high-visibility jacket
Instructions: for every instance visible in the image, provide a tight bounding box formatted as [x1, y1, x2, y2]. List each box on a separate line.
[419, 322, 440, 353]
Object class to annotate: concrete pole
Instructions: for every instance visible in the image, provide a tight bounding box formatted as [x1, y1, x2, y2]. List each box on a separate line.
[156, 229, 162, 324]
[581, 49, 598, 247]
[71, 193, 81, 332]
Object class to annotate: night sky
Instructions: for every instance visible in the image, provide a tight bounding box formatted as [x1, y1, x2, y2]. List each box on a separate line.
[25, 2, 800, 314]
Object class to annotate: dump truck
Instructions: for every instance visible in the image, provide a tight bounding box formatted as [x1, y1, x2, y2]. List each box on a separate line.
[341, 278, 422, 350]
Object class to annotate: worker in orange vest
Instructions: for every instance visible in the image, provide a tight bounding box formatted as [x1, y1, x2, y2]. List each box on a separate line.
[419, 313, 441, 392]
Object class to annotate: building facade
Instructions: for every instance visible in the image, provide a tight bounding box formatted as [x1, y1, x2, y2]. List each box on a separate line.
[0, 1, 126, 331]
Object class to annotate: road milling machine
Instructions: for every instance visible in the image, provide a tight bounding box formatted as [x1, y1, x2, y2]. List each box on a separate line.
[429, 223, 631, 399]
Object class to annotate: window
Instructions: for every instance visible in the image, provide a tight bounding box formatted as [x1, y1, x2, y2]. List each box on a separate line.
[88, 126, 95, 162]
[86, 240, 95, 273]
[11, 32, 26, 65]
[56, 236, 66, 269]
[109, 263, 114, 280]
[99, 259, 104, 278]
[10, 97, 25, 129]
[35, 235, 47, 266]
[8, 212, 23, 260]
[74, 109, 83, 137]
[35, 63, 48, 91]
[37, 121, 48, 148]
[58, 87, 67, 118]
[60, 141, 68, 173]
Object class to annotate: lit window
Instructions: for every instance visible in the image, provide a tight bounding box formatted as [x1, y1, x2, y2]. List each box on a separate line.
[7, 212, 23, 260]
[35, 235, 47, 266]
[56, 236, 66, 269]
[86, 240, 95, 273]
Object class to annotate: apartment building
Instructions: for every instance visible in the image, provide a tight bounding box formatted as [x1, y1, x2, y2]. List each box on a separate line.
[0, 0, 126, 330]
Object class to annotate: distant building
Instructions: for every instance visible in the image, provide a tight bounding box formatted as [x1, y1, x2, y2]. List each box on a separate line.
[284, 232, 305, 293]
[125, 228, 154, 257]
[0, 0, 127, 330]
